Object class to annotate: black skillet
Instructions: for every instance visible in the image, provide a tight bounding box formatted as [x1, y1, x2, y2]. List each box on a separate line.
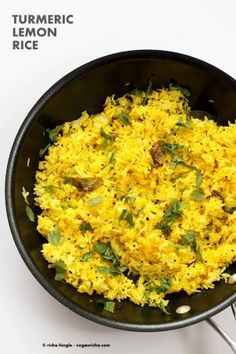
[5, 50, 236, 349]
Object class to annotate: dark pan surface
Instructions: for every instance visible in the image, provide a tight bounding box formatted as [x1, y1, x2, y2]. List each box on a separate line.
[5, 50, 236, 331]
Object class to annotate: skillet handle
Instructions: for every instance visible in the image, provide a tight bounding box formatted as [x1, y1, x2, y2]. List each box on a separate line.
[207, 303, 236, 354]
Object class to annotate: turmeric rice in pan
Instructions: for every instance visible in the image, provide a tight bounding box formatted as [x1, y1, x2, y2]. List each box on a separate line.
[34, 86, 236, 312]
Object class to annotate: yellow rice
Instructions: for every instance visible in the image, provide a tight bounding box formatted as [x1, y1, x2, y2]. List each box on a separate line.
[34, 87, 236, 310]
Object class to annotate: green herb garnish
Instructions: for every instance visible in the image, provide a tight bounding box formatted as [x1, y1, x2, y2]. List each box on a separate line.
[54, 260, 66, 281]
[48, 225, 64, 245]
[155, 221, 171, 235]
[94, 242, 118, 264]
[176, 117, 191, 128]
[161, 143, 179, 154]
[97, 266, 112, 274]
[79, 222, 93, 232]
[170, 156, 196, 170]
[191, 189, 205, 201]
[182, 230, 199, 245]
[156, 278, 172, 293]
[119, 195, 136, 204]
[126, 195, 136, 204]
[194, 246, 203, 262]
[149, 278, 172, 293]
[195, 170, 203, 188]
[142, 77, 153, 105]
[109, 151, 116, 165]
[159, 302, 170, 315]
[97, 265, 127, 276]
[44, 185, 55, 193]
[169, 83, 191, 98]
[164, 199, 182, 223]
[46, 125, 61, 144]
[102, 151, 116, 170]
[88, 196, 103, 205]
[182, 230, 203, 261]
[39, 143, 50, 157]
[39, 125, 62, 157]
[100, 128, 115, 142]
[228, 207, 236, 214]
[155, 199, 182, 235]
[95, 242, 127, 275]
[104, 301, 116, 313]
[94, 242, 110, 255]
[119, 209, 135, 227]
[25, 205, 35, 222]
[119, 112, 131, 125]
[81, 252, 93, 262]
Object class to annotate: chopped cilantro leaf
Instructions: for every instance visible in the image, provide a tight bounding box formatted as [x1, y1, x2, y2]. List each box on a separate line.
[170, 156, 184, 169]
[159, 302, 170, 315]
[127, 195, 136, 204]
[155, 200, 182, 235]
[161, 143, 179, 154]
[109, 151, 116, 165]
[142, 77, 153, 105]
[44, 185, 55, 193]
[152, 278, 172, 294]
[169, 83, 191, 98]
[155, 220, 171, 235]
[182, 231, 203, 261]
[119, 209, 134, 227]
[194, 244, 203, 262]
[119, 195, 136, 204]
[110, 266, 128, 275]
[164, 199, 182, 223]
[171, 156, 196, 170]
[25, 206, 35, 222]
[119, 112, 131, 125]
[195, 170, 203, 188]
[97, 266, 127, 276]
[229, 207, 236, 214]
[125, 212, 134, 227]
[94, 242, 110, 255]
[95, 242, 127, 275]
[81, 252, 93, 262]
[94, 242, 119, 265]
[48, 225, 64, 245]
[79, 222, 93, 232]
[100, 128, 115, 142]
[191, 189, 205, 201]
[104, 301, 115, 313]
[176, 117, 191, 128]
[46, 125, 61, 144]
[182, 230, 199, 245]
[97, 266, 112, 274]
[102, 151, 116, 170]
[54, 260, 66, 281]
[39, 143, 50, 157]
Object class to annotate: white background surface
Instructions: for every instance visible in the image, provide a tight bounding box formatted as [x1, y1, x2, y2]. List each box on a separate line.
[1, 0, 236, 353]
